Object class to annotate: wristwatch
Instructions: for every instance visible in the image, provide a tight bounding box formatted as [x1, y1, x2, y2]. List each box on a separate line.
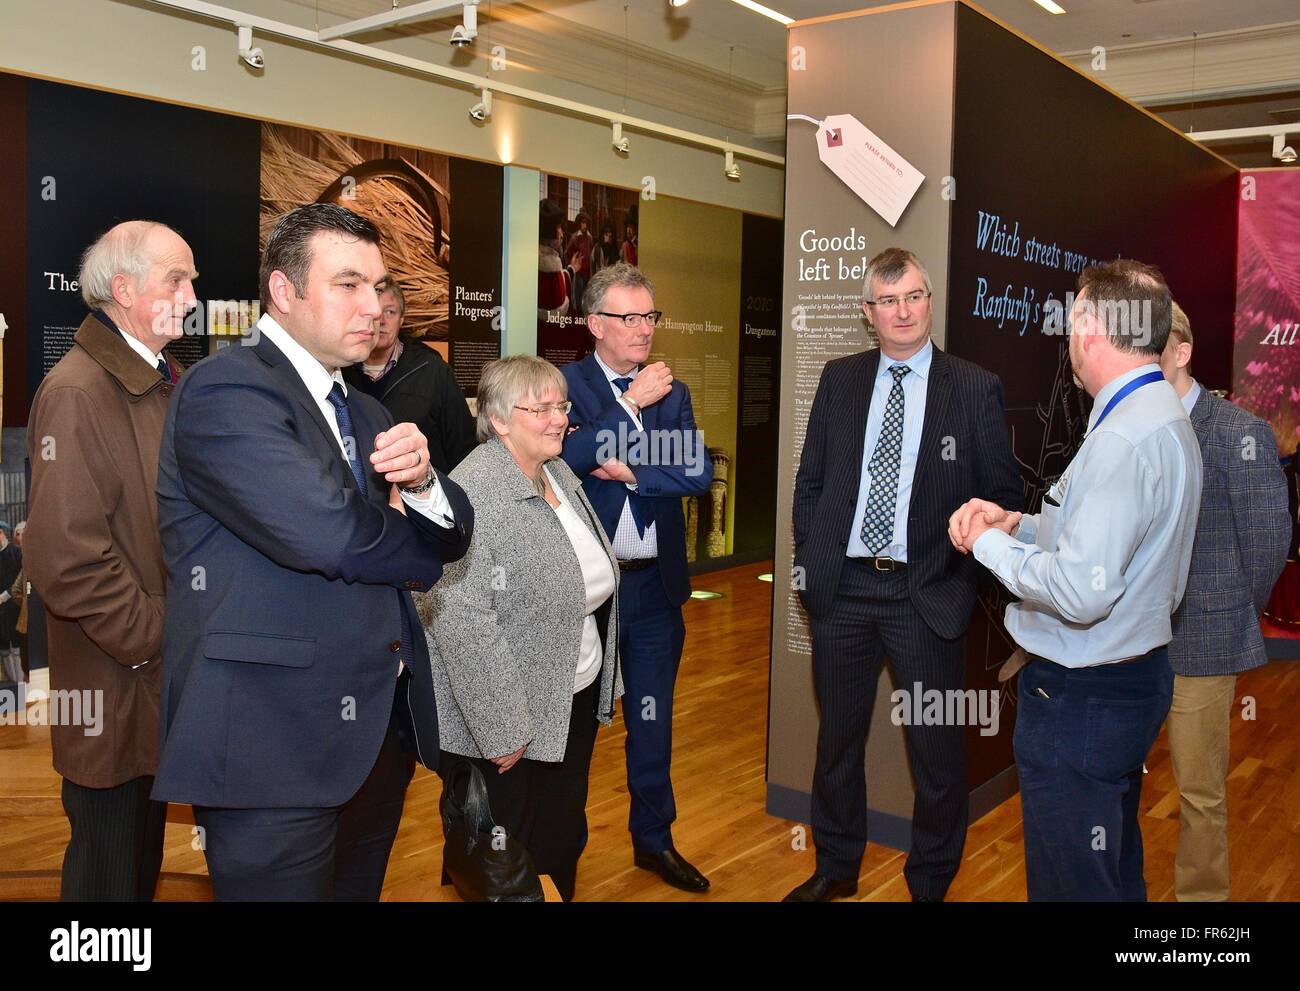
[400, 466, 437, 496]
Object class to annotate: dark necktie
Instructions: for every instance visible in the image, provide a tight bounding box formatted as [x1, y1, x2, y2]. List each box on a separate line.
[156, 355, 171, 384]
[860, 363, 911, 554]
[327, 382, 413, 680]
[612, 376, 652, 539]
[326, 382, 368, 495]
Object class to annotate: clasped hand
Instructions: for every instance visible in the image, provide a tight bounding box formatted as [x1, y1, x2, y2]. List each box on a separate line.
[370, 422, 430, 513]
[948, 498, 1022, 554]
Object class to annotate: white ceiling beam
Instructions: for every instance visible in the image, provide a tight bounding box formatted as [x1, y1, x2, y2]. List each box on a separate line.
[1188, 124, 1293, 142]
[317, 1, 467, 43]
[140, 0, 785, 165]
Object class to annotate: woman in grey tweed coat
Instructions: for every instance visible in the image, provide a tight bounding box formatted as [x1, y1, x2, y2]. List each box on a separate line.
[415, 355, 623, 901]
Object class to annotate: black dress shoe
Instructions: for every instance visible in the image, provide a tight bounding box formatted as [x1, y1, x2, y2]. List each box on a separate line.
[633, 846, 710, 892]
[782, 874, 858, 902]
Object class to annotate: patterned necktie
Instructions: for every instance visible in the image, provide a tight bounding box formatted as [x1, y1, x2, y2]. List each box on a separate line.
[860, 363, 911, 554]
[326, 382, 368, 495]
[156, 355, 171, 383]
[612, 375, 652, 538]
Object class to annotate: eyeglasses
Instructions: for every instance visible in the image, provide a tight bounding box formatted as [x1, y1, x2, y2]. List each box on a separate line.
[596, 310, 663, 329]
[865, 290, 931, 309]
[514, 401, 572, 418]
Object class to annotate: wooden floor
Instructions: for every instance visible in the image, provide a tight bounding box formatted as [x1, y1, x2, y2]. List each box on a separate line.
[2, 560, 1297, 901]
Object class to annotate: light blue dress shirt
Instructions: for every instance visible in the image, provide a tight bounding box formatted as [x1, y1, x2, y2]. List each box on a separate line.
[973, 363, 1202, 667]
[846, 340, 933, 561]
[1180, 378, 1201, 416]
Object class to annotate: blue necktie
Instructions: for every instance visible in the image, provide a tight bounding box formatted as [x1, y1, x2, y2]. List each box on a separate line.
[613, 376, 652, 538]
[860, 363, 911, 554]
[156, 355, 171, 383]
[328, 382, 414, 679]
[326, 382, 368, 495]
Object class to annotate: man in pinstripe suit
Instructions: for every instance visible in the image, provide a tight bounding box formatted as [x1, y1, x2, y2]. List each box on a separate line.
[1159, 302, 1289, 901]
[785, 248, 1023, 902]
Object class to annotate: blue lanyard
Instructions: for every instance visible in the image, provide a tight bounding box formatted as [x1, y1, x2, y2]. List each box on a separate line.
[1092, 370, 1165, 430]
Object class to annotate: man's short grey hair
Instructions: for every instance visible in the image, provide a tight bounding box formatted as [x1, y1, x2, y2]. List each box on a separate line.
[582, 261, 655, 315]
[78, 220, 177, 310]
[381, 280, 406, 315]
[476, 355, 568, 443]
[861, 247, 933, 302]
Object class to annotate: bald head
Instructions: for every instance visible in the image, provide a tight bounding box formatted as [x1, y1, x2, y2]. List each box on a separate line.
[79, 221, 198, 352]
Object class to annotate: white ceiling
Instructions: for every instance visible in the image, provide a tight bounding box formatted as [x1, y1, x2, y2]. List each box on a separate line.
[187, 0, 1300, 159]
[287, 0, 1300, 90]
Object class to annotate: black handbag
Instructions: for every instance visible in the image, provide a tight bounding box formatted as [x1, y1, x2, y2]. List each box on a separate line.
[439, 760, 544, 902]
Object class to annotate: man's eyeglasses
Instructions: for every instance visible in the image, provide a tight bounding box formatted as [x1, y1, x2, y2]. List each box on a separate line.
[865, 290, 931, 310]
[596, 310, 663, 329]
[514, 401, 573, 418]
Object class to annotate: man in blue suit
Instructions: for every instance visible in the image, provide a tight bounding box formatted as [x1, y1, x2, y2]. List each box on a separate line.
[153, 205, 472, 900]
[560, 262, 713, 892]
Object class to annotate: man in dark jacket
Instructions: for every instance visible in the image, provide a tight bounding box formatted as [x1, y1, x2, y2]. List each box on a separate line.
[343, 281, 477, 473]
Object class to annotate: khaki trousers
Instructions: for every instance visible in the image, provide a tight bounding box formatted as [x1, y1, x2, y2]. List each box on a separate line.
[1167, 673, 1236, 901]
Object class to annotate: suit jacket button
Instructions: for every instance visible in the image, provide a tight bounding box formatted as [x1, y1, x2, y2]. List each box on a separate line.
[389, 640, 402, 652]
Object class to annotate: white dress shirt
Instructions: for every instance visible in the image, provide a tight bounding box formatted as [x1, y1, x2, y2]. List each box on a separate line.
[1181, 378, 1202, 416]
[546, 466, 617, 693]
[256, 313, 453, 525]
[591, 349, 658, 559]
[119, 330, 164, 369]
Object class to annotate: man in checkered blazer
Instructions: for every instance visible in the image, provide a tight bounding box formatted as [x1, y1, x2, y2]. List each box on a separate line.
[1159, 301, 1290, 901]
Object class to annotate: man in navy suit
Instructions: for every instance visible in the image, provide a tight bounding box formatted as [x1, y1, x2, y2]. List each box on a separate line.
[153, 204, 472, 901]
[560, 262, 713, 892]
[787, 247, 1023, 902]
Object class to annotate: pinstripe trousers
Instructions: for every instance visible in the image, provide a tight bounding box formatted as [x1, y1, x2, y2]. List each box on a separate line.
[60, 776, 167, 901]
[809, 559, 969, 899]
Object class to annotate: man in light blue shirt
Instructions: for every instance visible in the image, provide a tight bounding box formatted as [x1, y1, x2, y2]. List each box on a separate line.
[949, 259, 1202, 901]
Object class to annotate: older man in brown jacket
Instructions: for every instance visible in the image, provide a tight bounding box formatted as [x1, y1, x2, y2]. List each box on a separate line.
[25, 220, 195, 901]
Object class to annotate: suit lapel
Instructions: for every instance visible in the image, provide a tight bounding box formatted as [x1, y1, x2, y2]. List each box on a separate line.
[639, 365, 660, 433]
[253, 335, 360, 494]
[911, 347, 953, 493]
[843, 349, 882, 493]
[1190, 387, 1214, 446]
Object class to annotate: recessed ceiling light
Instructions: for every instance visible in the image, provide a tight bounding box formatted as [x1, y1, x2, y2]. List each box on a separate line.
[1032, 0, 1067, 14]
[690, 590, 725, 600]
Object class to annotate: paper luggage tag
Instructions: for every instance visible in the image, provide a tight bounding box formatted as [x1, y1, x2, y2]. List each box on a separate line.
[815, 114, 925, 228]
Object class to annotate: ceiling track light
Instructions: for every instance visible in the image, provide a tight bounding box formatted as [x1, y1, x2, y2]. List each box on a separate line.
[469, 87, 492, 122]
[724, 149, 741, 181]
[450, 1, 480, 48]
[236, 24, 264, 69]
[1273, 133, 1297, 164]
[612, 121, 630, 155]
